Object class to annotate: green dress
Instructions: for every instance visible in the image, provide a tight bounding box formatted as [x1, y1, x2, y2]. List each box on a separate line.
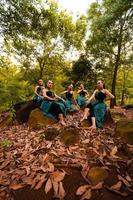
[40, 90, 66, 120]
[88, 91, 106, 128]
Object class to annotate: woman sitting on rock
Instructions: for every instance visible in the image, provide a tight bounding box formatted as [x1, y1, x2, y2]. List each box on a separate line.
[61, 84, 78, 113]
[76, 83, 88, 108]
[80, 80, 115, 129]
[40, 80, 66, 126]
[33, 79, 44, 104]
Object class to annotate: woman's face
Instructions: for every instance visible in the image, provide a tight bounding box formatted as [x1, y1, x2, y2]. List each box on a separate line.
[47, 80, 53, 89]
[38, 79, 43, 86]
[80, 84, 84, 89]
[97, 80, 103, 89]
[68, 85, 73, 91]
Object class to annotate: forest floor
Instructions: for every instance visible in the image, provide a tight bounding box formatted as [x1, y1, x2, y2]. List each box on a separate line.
[0, 107, 133, 200]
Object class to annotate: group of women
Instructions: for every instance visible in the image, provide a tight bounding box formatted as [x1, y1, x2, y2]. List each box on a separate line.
[33, 79, 115, 129]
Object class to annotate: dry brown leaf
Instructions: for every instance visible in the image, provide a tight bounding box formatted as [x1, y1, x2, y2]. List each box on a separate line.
[110, 181, 122, 191]
[9, 183, 26, 190]
[76, 185, 90, 195]
[0, 160, 10, 170]
[45, 178, 52, 194]
[47, 162, 54, 172]
[81, 189, 92, 200]
[125, 173, 132, 182]
[110, 146, 118, 157]
[21, 176, 33, 185]
[106, 186, 129, 197]
[42, 154, 49, 163]
[58, 181, 66, 199]
[91, 182, 103, 190]
[31, 174, 41, 189]
[51, 179, 59, 197]
[22, 166, 30, 176]
[81, 139, 90, 144]
[118, 175, 132, 187]
[40, 165, 46, 173]
[46, 142, 52, 149]
[51, 170, 66, 183]
[35, 174, 47, 190]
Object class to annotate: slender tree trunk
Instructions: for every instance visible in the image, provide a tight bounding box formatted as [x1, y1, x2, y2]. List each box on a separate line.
[120, 70, 126, 106]
[38, 59, 44, 79]
[110, 20, 124, 108]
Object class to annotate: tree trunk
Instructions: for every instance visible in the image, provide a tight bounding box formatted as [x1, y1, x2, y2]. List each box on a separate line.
[38, 59, 44, 79]
[120, 70, 126, 106]
[110, 20, 124, 108]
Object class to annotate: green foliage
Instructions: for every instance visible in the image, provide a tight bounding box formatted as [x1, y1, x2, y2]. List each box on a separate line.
[0, 139, 12, 148]
[0, 59, 31, 110]
[86, 0, 133, 106]
[70, 55, 96, 90]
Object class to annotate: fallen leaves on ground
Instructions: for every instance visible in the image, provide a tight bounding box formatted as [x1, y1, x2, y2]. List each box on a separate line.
[0, 108, 133, 199]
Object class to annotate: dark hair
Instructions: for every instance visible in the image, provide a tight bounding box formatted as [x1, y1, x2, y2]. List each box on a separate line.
[97, 80, 106, 89]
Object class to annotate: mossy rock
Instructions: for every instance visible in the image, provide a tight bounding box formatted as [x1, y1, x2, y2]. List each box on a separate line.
[115, 120, 133, 144]
[41, 127, 59, 141]
[80, 110, 114, 128]
[103, 109, 115, 127]
[80, 119, 91, 127]
[0, 112, 14, 128]
[28, 108, 57, 129]
[87, 167, 108, 185]
[61, 126, 80, 146]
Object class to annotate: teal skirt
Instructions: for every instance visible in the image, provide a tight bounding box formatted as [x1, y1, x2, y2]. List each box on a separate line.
[33, 95, 43, 104]
[40, 100, 66, 120]
[76, 95, 86, 108]
[91, 100, 106, 128]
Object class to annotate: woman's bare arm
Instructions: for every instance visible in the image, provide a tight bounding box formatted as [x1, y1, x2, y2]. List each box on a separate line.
[105, 89, 115, 99]
[42, 89, 55, 101]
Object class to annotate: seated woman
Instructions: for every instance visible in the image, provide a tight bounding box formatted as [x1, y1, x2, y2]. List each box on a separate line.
[76, 83, 88, 108]
[40, 80, 66, 126]
[61, 84, 77, 113]
[33, 79, 44, 104]
[80, 80, 115, 129]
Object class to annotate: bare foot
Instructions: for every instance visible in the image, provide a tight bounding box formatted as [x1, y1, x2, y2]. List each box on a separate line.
[87, 125, 96, 132]
[80, 117, 88, 122]
[59, 120, 66, 126]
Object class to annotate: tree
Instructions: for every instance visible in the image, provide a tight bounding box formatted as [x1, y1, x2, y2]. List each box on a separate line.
[0, 0, 87, 81]
[86, 0, 133, 107]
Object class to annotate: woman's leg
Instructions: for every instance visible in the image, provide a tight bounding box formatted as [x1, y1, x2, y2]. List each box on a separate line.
[80, 107, 90, 122]
[49, 103, 66, 126]
[58, 113, 66, 126]
[88, 117, 96, 130]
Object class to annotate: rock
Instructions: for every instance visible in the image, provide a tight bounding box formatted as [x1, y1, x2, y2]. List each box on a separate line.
[0, 112, 14, 128]
[41, 127, 59, 141]
[80, 110, 114, 128]
[122, 105, 133, 110]
[115, 120, 133, 144]
[87, 167, 108, 185]
[103, 109, 115, 127]
[28, 108, 57, 129]
[14, 100, 39, 123]
[61, 126, 80, 146]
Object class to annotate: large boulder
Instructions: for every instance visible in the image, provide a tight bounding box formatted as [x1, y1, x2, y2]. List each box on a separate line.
[87, 167, 108, 185]
[61, 126, 80, 146]
[115, 120, 133, 144]
[80, 109, 114, 128]
[28, 108, 57, 129]
[14, 100, 39, 123]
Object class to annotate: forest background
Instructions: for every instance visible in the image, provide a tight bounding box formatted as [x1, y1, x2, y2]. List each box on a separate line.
[0, 0, 133, 111]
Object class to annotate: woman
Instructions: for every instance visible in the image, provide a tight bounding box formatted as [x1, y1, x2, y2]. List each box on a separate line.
[61, 84, 77, 113]
[76, 84, 88, 108]
[40, 80, 66, 126]
[80, 80, 114, 129]
[33, 79, 44, 104]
